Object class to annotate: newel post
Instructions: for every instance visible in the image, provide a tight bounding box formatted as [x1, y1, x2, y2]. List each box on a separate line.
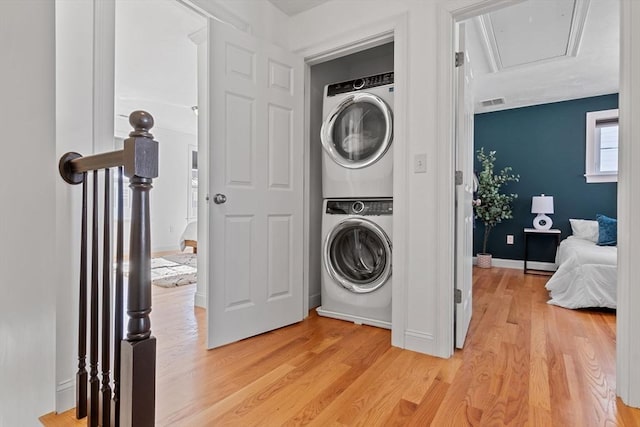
[119, 111, 158, 427]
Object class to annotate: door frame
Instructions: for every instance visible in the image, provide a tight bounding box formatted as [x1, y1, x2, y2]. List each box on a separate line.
[296, 13, 409, 348]
[438, 0, 640, 406]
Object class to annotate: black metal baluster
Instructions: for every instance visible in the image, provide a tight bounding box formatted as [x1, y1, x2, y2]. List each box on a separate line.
[100, 168, 112, 426]
[89, 170, 99, 427]
[113, 166, 124, 426]
[77, 173, 88, 419]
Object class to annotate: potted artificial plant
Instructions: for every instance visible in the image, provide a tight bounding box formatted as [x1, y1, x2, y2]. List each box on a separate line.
[474, 148, 519, 268]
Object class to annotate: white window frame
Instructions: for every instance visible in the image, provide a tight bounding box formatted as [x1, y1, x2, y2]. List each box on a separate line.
[187, 144, 198, 221]
[585, 108, 619, 183]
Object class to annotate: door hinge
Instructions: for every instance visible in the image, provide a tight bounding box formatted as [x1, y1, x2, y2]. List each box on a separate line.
[455, 52, 465, 67]
[455, 170, 463, 185]
[455, 288, 462, 304]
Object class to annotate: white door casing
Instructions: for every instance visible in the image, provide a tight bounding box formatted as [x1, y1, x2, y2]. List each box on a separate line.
[207, 18, 304, 348]
[454, 22, 474, 349]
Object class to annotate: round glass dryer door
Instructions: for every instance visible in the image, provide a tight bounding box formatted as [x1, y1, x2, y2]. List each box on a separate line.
[324, 218, 392, 293]
[321, 92, 393, 169]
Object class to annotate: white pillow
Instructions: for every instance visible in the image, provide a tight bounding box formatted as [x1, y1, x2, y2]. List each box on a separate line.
[569, 219, 599, 243]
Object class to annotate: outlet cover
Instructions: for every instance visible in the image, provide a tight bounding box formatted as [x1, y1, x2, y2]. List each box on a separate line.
[414, 154, 427, 173]
[506, 235, 514, 245]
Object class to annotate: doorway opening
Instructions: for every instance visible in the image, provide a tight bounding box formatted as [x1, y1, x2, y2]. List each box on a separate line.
[307, 42, 395, 320]
[453, 0, 621, 358]
[114, 0, 206, 320]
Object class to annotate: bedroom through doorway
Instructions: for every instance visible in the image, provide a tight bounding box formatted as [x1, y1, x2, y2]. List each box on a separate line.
[114, 0, 206, 314]
[456, 0, 620, 342]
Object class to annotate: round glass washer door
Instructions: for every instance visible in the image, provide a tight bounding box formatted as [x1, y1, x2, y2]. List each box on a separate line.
[321, 92, 393, 169]
[324, 217, 392, 293]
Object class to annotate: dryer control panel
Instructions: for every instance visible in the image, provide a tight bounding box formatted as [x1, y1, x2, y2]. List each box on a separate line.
[326, 199, 393, 215]
[326, 72, 394, 97]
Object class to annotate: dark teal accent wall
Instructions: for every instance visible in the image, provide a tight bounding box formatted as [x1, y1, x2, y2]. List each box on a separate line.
[474, 94, 618, 262]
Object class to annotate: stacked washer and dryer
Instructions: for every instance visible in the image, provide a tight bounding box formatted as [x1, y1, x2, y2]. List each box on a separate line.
[317, 72, 394, 329]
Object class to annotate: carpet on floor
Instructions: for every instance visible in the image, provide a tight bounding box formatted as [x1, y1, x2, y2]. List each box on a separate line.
[151, 253, 197, 287]
[123, 253, 197, 287]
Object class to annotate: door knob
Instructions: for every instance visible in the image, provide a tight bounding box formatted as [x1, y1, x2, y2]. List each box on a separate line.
[213, 193, 227, 204]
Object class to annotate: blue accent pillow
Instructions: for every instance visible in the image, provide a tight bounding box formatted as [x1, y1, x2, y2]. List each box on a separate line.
[596, 214, 617, 246]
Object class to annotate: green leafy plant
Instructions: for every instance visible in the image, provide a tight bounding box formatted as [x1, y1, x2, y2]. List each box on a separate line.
[474, 148, 520, 254]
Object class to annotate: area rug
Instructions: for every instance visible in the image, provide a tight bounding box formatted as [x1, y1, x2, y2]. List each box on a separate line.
[150, 253, 197, 287]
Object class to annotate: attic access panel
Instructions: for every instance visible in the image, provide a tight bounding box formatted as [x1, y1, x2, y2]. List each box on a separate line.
[480, 0, 589, 70]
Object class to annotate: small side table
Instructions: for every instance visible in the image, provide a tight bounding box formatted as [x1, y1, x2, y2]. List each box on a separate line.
[524, 228, 561, 275]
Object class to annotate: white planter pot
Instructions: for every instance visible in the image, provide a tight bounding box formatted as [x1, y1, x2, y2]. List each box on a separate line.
[477, 253, 492, 269]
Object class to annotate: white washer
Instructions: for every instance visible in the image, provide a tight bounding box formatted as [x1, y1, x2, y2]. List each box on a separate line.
[321, 72, 394, 198]
[317, 198, 392, 328]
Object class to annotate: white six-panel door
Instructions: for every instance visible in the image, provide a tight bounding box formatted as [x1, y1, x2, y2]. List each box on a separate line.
[207, 19, 304, 348]
[455, 23, 475, 349]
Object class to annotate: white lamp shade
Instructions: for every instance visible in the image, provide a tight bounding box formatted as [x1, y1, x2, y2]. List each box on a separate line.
[531, 195, 554, 214]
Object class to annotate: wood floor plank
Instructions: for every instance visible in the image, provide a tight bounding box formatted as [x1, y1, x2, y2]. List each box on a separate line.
[304, 347, 405, 426]
[42, 268, 640, 426]
[282, 328, 391, 426]
[382, 398, 417, 426]
[345, 351, 427, 426]
[573, 336, 618, 426]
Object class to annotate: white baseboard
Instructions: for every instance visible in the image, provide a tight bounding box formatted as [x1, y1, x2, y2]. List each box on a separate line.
[56, 378, 75, 414]
[153, 244, 183, 254]
[194, 291, 207, 308]
[308, 292, 321, 310]
[404, 329, 440, 356]
[316, 307, 391, 329]
[472, 256, 557, 272]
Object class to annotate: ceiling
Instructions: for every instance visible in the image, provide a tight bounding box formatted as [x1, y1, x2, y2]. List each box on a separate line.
[268, 0, 330, 16]
[467, 0, 619, 113]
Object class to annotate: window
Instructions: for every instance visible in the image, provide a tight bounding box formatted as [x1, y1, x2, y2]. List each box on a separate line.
[187, 145, 198, 220]
[585, 109, 619, 183]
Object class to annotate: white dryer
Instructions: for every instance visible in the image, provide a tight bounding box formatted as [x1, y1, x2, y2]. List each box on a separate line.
[321, 72, 394, 198]
[317, 198, 392, 328]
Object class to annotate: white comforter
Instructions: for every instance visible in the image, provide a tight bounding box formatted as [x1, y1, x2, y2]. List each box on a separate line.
[545, 236, 617, 309]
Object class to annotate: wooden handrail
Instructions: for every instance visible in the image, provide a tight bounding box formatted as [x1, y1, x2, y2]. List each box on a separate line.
[58, 110, 158, 427]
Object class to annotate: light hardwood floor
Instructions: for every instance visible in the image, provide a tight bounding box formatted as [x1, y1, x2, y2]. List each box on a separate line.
[41, 267, 640, 426]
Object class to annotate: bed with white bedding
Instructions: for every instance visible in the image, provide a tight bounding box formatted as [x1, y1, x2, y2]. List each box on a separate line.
[545, 235, 617, 309]
[180, 221, 197, 253]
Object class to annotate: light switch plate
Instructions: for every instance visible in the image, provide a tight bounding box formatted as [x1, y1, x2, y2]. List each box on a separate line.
[414, 154, 427, 173]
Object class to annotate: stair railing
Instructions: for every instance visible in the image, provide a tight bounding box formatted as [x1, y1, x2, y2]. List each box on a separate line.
[58, 110, 158, 427]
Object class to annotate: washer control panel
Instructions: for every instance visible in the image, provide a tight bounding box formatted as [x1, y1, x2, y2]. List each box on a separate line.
[326, 199, 393, 215]
[326, 72, 394, 97]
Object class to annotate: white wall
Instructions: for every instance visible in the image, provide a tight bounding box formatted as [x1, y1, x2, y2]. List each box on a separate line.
[0, 1, 56, 424]
[147, 127, 197, 253]
[54, 0, 97, 413]
[115, 118, 197, 254]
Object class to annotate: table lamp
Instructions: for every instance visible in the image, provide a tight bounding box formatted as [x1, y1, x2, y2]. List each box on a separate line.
[531, 194, 554, 230]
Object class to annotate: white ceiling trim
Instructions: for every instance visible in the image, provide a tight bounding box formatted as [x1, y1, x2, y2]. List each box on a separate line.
[566, 0, 591, 57]
[475, 15, 500, 73]
[477, 0, 591, 73]
[268, 0, 329, 16]
[178, 0, 252, 34]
